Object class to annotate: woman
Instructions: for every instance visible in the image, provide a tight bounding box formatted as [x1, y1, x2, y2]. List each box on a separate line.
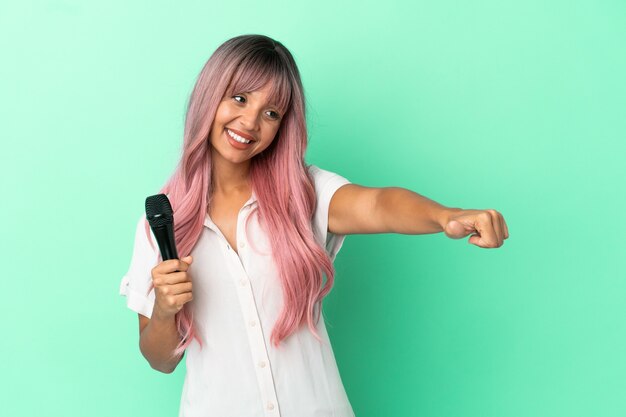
[119, 34, 509, 417]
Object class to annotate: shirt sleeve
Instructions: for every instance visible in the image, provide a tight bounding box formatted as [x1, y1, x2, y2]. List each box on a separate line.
[118, 214, 159, 318]
[308, 164, 351, 261]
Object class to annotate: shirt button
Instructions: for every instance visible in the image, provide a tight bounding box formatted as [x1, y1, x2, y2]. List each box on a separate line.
[249, 320, 256, 327]
[267, 402, 274, 410]
[239, 279, 247, 286]
[240, 241, 246, 248]
[259, 361, 266, 368]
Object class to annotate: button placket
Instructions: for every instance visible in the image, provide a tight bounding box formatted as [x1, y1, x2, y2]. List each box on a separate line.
[236, 272, 279, 415]
[230, 210, 279, 416]
[237, 209, 248, 255]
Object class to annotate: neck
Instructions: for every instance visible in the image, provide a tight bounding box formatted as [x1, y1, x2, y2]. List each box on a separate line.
[210, 150, 251, 195]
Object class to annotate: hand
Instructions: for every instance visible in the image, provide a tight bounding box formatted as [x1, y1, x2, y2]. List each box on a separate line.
[441, 209, 509, 248]
[150, 255, 194, 320]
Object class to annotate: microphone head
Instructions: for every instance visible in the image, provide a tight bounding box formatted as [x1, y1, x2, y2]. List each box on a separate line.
[145, 194, 174, 228]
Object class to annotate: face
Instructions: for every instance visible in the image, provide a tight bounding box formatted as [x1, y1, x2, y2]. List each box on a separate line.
[209, 83, 283, 168]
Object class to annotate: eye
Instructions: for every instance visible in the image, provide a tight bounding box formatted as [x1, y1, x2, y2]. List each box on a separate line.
[266, 110, 281, 120]
[231, 94, 281, 120]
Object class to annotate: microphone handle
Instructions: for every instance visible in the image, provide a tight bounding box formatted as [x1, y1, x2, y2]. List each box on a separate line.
[151, 224, 179, 261]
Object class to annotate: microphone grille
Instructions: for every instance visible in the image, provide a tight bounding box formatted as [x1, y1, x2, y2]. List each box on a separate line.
[145, 194, 174, 228]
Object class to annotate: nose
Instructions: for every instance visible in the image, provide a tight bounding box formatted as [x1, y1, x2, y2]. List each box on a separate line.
[237, 107, 261, 131]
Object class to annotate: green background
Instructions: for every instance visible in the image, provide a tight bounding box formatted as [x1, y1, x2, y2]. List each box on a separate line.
[1, 1, 625, 416]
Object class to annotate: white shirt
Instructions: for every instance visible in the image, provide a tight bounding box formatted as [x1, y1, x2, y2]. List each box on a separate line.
[119, 164, 355, 417]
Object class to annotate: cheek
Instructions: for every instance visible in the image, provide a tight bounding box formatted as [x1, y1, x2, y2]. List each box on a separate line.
[213, 103, 236, 125]
[263, 128, 280, 144]
[258, 128, 280, 151]
[210, 106, 232, 137]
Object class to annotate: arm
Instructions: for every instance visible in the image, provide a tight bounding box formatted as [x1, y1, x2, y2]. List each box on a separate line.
[328, 184, 508, 247]
[328, 184, 461, 235]
[376, 186, 462, 234]
[138, 312, 184, 374]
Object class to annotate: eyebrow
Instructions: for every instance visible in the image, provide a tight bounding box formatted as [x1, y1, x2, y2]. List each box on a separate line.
[238, 91, 281, 109]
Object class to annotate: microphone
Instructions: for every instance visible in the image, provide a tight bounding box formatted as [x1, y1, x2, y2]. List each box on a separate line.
[145, 194, 179, 261]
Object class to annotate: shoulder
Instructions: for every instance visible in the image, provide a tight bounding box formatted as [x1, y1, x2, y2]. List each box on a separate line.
[306, 164, 351, 253]
[306, 164, 351, 195]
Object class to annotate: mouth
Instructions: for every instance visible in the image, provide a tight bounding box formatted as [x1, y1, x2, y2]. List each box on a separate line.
[224, 128, 255, 149]
[225, 128, 256, 144]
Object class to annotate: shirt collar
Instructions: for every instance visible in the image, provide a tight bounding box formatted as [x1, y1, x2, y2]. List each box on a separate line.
[203, 189, 257, 228]
[244, 189, 258, 208]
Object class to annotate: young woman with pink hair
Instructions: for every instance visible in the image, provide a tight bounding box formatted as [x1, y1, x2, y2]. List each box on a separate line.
[119, 34, 509, 417]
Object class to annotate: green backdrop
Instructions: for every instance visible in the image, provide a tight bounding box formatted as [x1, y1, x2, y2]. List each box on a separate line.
[1, 1, 624, 416]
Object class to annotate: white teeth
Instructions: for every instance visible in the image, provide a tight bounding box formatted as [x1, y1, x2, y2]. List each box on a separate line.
[227, 129, 251, 144]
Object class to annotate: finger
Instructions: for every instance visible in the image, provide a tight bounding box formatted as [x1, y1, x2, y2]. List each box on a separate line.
[502, 216, 509, 239]
[154, 271, 192, 285]
[475, 212, 499, 248]
[174, 281, 193, 295]
[167, 292, 193, 308]
[182, 291, 193, 304]
[158, 281, 193, 296]
[160, 258, 191, 273]
[445, 219, 471, 239]
[488, 209, 503, 246]
[498, 215, 508, 241]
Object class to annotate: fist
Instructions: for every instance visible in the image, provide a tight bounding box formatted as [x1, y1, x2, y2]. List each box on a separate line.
[150, 255, 194, 320]
[443, 209, 509, 248]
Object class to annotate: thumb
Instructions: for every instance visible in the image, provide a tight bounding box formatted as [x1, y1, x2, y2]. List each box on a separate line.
[182, 255, 193, 263]
[444, 219, 472, 239]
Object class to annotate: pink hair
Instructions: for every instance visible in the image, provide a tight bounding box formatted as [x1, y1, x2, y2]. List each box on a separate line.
[143, 34, 337, 358]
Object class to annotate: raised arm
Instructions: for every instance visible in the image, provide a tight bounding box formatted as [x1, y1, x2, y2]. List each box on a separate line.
[328, 184, 508, 248]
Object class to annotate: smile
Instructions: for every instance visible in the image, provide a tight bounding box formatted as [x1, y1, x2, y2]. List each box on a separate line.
[226, 129, 252, 144]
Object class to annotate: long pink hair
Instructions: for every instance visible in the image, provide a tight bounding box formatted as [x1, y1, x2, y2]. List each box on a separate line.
[143, 34, 338, 358]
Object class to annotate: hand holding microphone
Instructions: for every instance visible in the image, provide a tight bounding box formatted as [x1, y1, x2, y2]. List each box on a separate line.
[145, 194, 194, 321]
[150, 256, 194, 321]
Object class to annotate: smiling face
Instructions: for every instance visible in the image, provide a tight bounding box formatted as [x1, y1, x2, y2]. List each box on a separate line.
[209, 82, 284, 169]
